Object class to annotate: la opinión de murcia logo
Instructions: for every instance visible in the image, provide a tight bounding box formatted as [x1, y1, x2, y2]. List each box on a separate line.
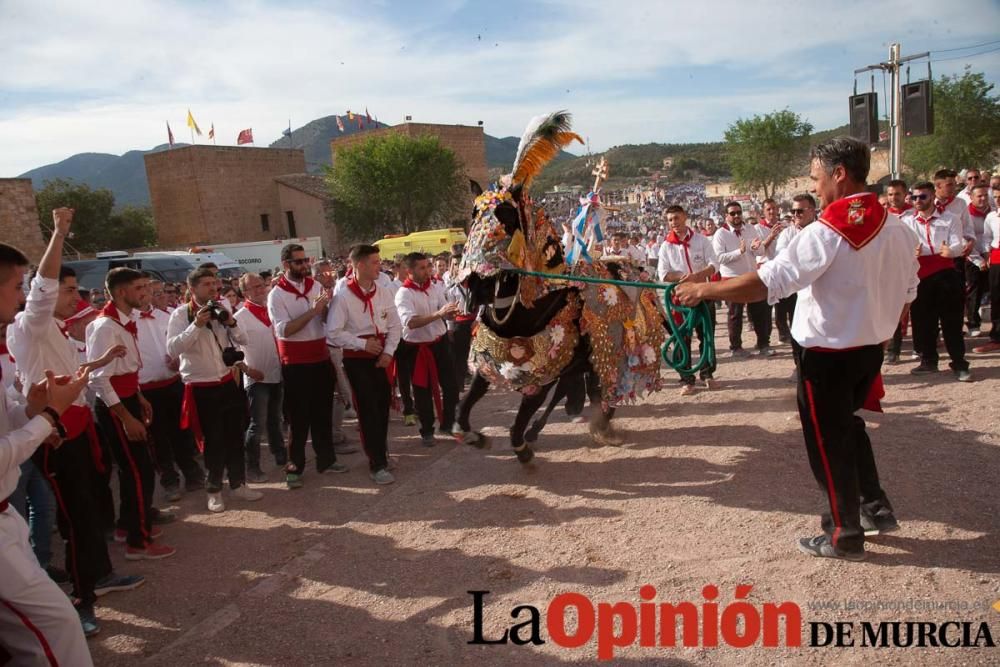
[468, 587, 996, 660]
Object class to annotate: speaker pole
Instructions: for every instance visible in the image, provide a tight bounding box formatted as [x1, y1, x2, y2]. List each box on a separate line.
[889, 43, 902, 180]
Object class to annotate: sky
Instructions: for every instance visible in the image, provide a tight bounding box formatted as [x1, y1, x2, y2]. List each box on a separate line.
[2, 0, 1000, 176]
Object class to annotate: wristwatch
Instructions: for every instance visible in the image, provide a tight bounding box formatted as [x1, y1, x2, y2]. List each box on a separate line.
[41, 406, 67, 439]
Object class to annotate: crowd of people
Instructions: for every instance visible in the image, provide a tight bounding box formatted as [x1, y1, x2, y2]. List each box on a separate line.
[1, 145, 998, 663]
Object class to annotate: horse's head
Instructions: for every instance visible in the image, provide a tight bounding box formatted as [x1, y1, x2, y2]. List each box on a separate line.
[459, 185, 527, 317]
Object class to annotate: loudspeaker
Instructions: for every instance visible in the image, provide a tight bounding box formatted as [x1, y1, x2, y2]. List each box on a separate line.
[902, 80, 933, 137]
[849, 93, 879, 144]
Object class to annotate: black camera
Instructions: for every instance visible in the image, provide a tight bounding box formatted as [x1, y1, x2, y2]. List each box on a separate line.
[221, 347, 245, 367]
[204, 300, 232, 324]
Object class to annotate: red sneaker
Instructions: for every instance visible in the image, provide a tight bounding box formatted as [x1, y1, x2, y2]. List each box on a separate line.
[125, 543, 176, 561]
[115, 527, 163, 542]
[973, 341, 1000, 353]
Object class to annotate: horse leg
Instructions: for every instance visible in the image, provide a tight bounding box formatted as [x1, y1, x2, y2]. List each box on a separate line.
[584, 371, 623, 444]
[510, 390, 550, 464]
[524, 379, 563, 443]
[457, 371, 491, 448]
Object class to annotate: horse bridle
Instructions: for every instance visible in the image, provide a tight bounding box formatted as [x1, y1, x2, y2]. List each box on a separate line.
[489, 272, 521, 325]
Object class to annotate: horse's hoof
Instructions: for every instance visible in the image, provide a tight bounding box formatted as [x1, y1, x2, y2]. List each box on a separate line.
[513, 445, 535, 464]
[461, 431, 489, 449]
[591, 428, 624, 447]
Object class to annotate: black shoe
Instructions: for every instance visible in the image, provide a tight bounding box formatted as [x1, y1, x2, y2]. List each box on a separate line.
[150, 509, 176, 525]
[273, 451, 288, 467]
[910, 363, 939, 375]
[796, 535, 866, 561]
[77, 604, 100, 638]
[885, 352, 899, 364]
[861, 508, 899, 536]
[46, 565, 70, 585]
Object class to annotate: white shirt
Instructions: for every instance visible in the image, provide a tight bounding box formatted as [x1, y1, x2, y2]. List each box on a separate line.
[775, 221, 811, 255]
[646, 242, 661, 261]
[756, 220, 786, 262]
[7, 275, 86, 408]
[657, 230, 718, 282]
[166, 303, 249, 384]
[758, 212, 919, 349]
[966, 206, 989, 255]
[712, 225, 763, 278]
[395, 282, 448, 343]
[136, 307, 175, 385]
[625, 244, 648, 266]
[267, 276, 326, 343]
[982, 211, 1000, 252]
[0, 392, 52, 501]
[936, 196, 974, 241]
[327, 282, 401, 356]
[900, 209, 965, 257]
[86, 305, 143, 407]
[234, 304, 282, 385]
[334, 272, 393, 297]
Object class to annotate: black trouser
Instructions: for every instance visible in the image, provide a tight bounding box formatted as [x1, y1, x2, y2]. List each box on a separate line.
[775, 293, 797, 342]
[910, 269, 968, 371]
[965, 260, 987, 330]
[144, 378, 203, 491]
[989, 264, 1000, 343]
[451, 319, 475, 388]
[889, 321, 904, 357]
[680, 302, 717, 383]
[96, 395, 155, 549]
[92, 422, 117, 535]
[795, 344, 891, 555]
[726, 299, 771, 350]
[33, 435, 113, 607]
[343, 356, 391, 472]
[191, 380, 248, 492]
[281, 361, 336, 474]
[394, 346, 415, 416]
[397, 338, 459, 437]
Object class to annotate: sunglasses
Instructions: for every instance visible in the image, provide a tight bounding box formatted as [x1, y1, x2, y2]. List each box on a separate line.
[967, 175, 980, 181]
[727, 211, 742, 216]
[910, 193, 931, 201]
[791, 209, 810, 215]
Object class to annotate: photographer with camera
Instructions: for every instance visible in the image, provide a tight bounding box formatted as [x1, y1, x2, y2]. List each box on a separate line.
[167, 268, 262, 513]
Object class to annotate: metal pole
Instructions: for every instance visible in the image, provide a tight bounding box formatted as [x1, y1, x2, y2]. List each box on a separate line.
[889, 43, 902, 179]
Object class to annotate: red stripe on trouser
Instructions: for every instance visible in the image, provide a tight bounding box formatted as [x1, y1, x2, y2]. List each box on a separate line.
[41, 447, 80, 601]
[804, 379, 842, 548]
[0, 599, 60, 666]
[349, 393, 371, 465]
[110, 416, 150, 545]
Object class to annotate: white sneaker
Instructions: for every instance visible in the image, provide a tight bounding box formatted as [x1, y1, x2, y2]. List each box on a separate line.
[231, 486, 263, 502]
[207, 492, 225, 513]
[704, 378, 719, 390]
[680, 384, 697, 396]
[969, 329, 981, 337]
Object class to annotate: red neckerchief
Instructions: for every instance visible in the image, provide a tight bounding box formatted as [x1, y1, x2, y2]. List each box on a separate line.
[732, 226, 742, 237]
[759, 218, 775, 229]
[934, 195, 954, 213]
[347, 277, 376, 314]
[243, 300, 271, 328]
[915, 211, 938, 252]
[101, 302, 137, 337]
[275, 274, 314, 300]
[139, 308, 156, 320]
[888, 204, 913, 215]
[969, 203, 989, 218]
[666, 229, 694, 272]
[402, 278, 432, 293]
[816, 192, 887, 250]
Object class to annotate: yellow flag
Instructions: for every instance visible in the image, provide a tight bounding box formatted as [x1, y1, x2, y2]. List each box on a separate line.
[186, 109, 202, 136]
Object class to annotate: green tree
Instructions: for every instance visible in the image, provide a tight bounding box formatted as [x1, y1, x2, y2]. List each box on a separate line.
[35, 179, 157, 252]
[325, 133, 469, 242]
[904, 68, 1000, 177]
[724, 110, 813, 198]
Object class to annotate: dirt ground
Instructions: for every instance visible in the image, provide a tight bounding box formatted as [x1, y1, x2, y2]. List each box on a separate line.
[84, 315, 999, 666]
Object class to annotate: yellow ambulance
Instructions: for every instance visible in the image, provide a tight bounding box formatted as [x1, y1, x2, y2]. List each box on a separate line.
[373, 228, 467, 260]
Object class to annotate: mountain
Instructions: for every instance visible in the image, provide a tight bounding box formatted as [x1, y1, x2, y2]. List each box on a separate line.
[267, 114, 388, 172]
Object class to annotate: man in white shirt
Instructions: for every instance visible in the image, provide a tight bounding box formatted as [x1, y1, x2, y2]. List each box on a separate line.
[167, 268, 263, 512]
[934, 168, 975, 253]
[395, 253, 460, 447]
[956, 168, 980, 205]
[234, 272, 287, 482]
[973, 186, 1000, 353]
[712, 202, 772, 356]
[901, 182, 971, 381]
[964, 183, 990, 336]
[657, 205, 719, 394]
[328, 245, 402, 485]
[88, 268, 180, 562]
[267, 244, 345, 490]
[137, 279, 204, 501]
[773, 194, 818, 341]
[313, 260, 356, 455]
[676, 136, 919, 561]
[0, 241, 95, 665]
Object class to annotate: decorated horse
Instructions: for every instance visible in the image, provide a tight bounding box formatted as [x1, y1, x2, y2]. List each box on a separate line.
[455, 111, 670, 463]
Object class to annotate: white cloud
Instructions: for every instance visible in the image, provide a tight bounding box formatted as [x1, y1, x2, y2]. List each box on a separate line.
[1, 0, 998, 175]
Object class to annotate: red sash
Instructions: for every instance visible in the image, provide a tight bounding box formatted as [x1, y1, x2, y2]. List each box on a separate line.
[409, 337, 444, 424]
[915, 216, 956, 279]
[817, 192, 887, 250]
[139, 375, 180, 392]
[455, 313, 476, 323]
[991, 248, 1000, 265]
[61, 405, 105, 474]
[275, 275, 314, 300]
[110, 372, 140, 399]
[180, 374, 234, 452]
[276, 338, 329, 365]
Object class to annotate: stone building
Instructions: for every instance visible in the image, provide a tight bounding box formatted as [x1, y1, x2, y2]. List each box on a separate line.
[273, 174, 343, 256]
[0, 178, 48, 261]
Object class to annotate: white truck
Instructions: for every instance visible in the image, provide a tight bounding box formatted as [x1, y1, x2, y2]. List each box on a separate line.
[194, 237, 324, 273]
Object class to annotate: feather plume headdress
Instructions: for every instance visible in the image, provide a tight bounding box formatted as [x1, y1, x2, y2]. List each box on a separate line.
[509, 111, 583, 189]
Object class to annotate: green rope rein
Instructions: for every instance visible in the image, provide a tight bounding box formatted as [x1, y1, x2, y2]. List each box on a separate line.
[507, 268, 716, 373]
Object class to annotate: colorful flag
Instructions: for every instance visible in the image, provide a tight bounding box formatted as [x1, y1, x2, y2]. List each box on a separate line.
[237, 128, 254, 145]
[166, 121, 174, 146]
[208, 123, 215, 140]
[336, 116, 345, 132]
[186, 109, 202, 136]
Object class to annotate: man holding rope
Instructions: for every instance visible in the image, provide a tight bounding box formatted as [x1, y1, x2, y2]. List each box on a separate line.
[675, 136, 918, 561]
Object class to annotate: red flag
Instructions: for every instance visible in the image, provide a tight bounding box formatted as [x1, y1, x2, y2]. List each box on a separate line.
[336, 116, 345, 132]
[237, 128, 254, 145]
[166, 121, 174, 147]
[208, 123, 215, 140]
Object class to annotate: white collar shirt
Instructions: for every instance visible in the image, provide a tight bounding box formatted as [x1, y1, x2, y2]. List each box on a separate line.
[136, 307, 174, 385]
[234, 305, 282, 385]
[395, 282, 448, 343]
[267, 275, 326, 342]
[85, 305, 143, 407]
[166, 303, 249, 384]
[712, 225, 763, 277]
[900, 209, 965, 257]
[327, 282, 401, 355]
[657, 230, 718, 282]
